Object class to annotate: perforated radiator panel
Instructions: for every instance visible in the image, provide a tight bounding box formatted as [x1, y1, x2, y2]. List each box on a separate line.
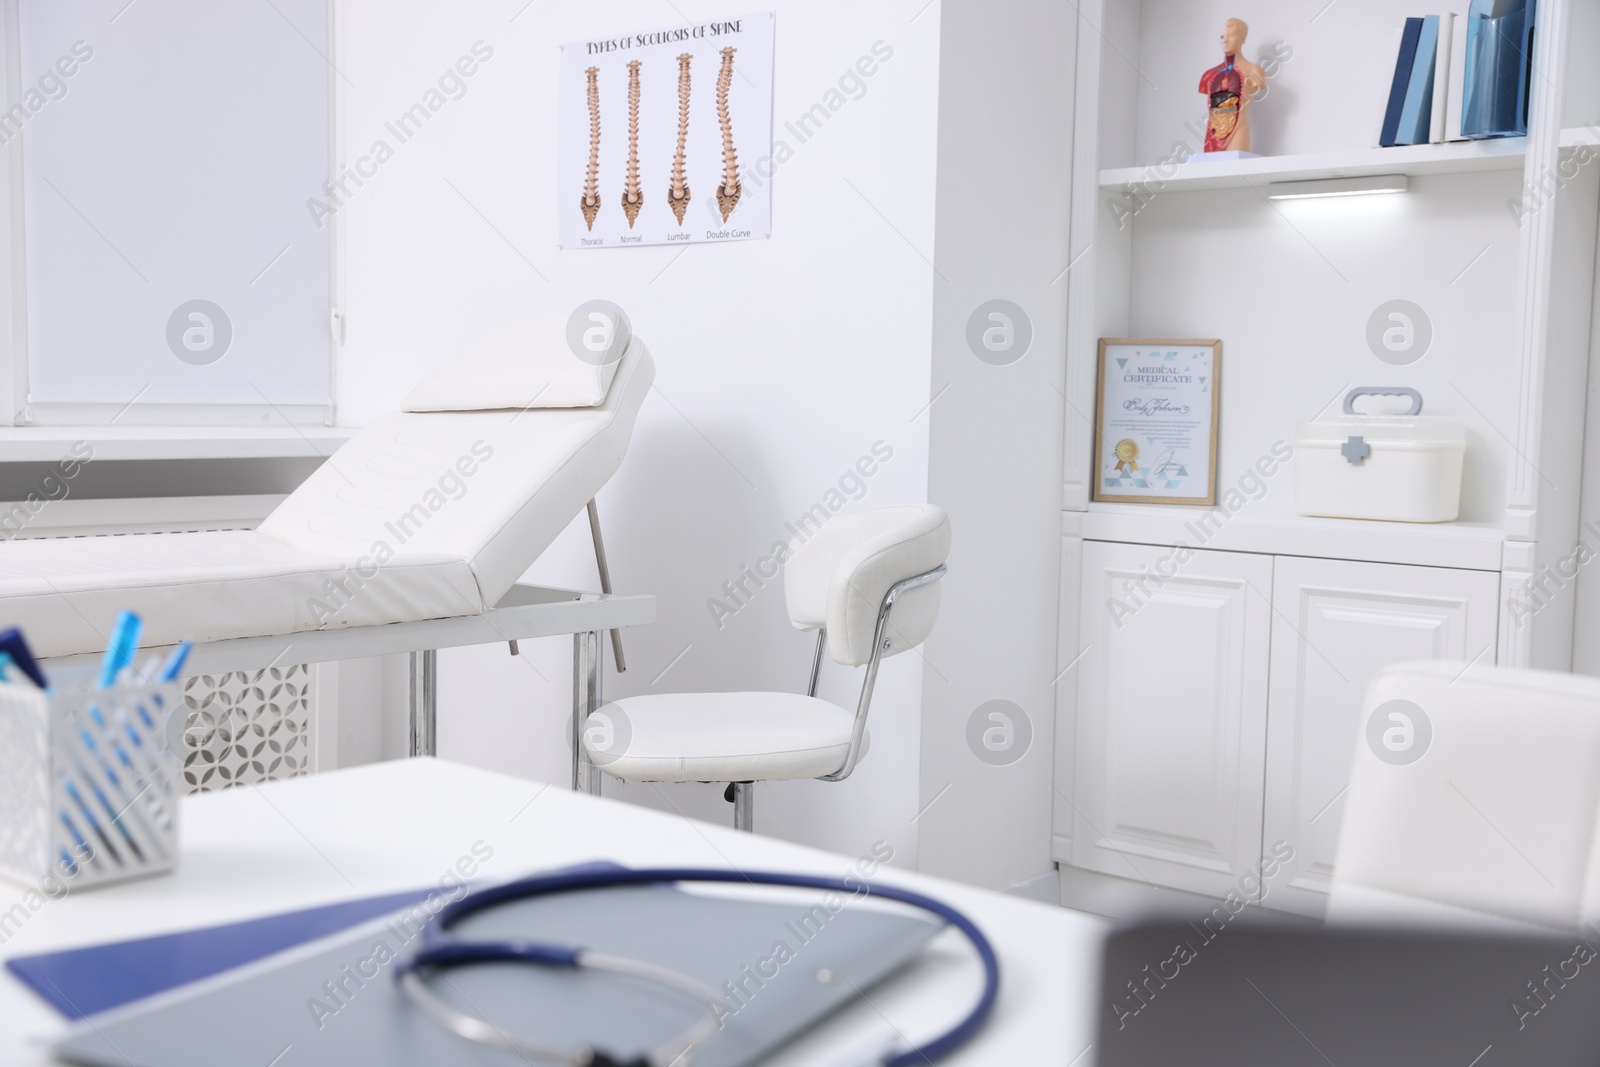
[177, 665, 316, 793]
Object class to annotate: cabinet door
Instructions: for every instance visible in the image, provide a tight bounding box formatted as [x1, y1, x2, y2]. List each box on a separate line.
[1263, 557, 1499, 916]
[1072, 541, 1272, 897]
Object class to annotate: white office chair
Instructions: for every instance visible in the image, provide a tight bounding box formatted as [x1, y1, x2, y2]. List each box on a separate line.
[583, 504, 950, 831]
[1327, 660, 1600, 935]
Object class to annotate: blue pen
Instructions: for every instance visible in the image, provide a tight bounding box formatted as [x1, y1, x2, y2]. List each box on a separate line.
[158, 641, 192, 682]
[0, 628, 47, 688]
[112, 639, 192, 833]
[87, 700, 174, 834]
[58, 814, 94, 869]
[81, 612, 159, 858]
[85, 612, 147, 759]
[139, 639, 193, 731]
[74, 726, 135, 805]
[109, 690, 177, 830]
[61, 780, 124, 867]
[73, 687, 166, 853]
[65, 750, 145, 863]
[98, 612, 142, 689]
[111, 659, 157, 742]
[81, 689, 138, 784]
[128, 639, 192, 832]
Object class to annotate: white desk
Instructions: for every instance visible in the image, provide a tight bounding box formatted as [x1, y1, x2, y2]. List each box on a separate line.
[0, 759, 1108, 1066]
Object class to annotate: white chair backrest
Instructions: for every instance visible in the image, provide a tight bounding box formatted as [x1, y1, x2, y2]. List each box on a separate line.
[259, 337, 654, 608]
[783, 504, 950, 667]
[1328, 661, 1600, 936]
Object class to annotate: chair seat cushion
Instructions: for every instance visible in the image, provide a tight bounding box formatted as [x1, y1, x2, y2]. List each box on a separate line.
[585, 692, 868, 783]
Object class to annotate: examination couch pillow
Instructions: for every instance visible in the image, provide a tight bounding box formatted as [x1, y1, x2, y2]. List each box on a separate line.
[402, 310, 630, 411]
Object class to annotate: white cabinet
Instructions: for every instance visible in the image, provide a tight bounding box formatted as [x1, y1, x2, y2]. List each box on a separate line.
[1054, 0, 1590, 915]
[1262, 557, 1500, 916]
[1071, 541, 1271, 897]
[1068, 543, 1500, 913]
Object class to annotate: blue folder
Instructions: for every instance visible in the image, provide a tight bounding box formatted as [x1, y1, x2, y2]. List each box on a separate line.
[6, 861, 629, 1020]
[6, 888, 437, 1019]
[1380, 18, 1423, 147]
[1461, 0, 1537, 138]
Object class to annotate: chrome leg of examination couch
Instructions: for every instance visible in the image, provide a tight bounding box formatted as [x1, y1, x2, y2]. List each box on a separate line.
[570, 498, 622, 795]
[409, 649, 437, 758]
[571, 629, 604, 795]
[410, 630, 606, 781]
[409, 500, 627, 771]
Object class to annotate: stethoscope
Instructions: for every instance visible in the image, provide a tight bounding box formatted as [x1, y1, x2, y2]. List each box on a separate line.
[393, 866, 1000, 1067]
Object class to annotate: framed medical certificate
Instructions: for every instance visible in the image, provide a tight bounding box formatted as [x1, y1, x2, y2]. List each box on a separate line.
[1092, 339, 1221, 506]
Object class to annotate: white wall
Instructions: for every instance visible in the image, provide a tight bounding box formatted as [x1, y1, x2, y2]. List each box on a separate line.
[1122, 169, 1523, 526]
[1570, 184, 1600, 676]
[1561, 1, 1600, 674]
[917, 0, 1076, 894]
[334, 1, 942, 864]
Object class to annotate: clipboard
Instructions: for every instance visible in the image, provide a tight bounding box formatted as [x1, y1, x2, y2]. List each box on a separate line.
[50, 867, 944, 1067]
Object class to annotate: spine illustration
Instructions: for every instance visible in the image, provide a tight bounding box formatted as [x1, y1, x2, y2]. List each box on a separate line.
[667, 53, 692, 225]
[581, 66, 601, 230]
[621, 60, 643, 227]
[715, 47, 741, 222]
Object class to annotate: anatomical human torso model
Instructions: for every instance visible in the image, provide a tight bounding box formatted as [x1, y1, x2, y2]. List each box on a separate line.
[1198, 19, 1266, 153]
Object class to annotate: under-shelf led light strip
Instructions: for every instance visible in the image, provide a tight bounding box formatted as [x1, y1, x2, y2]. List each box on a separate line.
[1265, 174, 1410, 200]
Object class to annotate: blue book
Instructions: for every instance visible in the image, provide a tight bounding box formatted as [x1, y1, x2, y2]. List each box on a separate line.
[1380, 18, 1424, 147]
[1397, 15, 1440, 144]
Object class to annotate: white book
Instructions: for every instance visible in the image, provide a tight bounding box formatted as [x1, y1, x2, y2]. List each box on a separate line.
[1430, 12, 1454, 143]
[1444, 8, 1469, 140]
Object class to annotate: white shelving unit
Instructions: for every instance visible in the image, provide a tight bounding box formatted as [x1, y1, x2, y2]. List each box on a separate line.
[1100, 136, 1529, 192]
[1562, 125, 1600, 149]
[1054, 0, 1600, 919]
[1081, 501, 1505, 572]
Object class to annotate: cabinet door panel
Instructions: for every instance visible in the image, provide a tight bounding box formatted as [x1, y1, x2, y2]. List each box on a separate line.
[1072, 541, 1272, 897]
[1053, 529, 1084, 863]
[1264, 557, 1499, 916]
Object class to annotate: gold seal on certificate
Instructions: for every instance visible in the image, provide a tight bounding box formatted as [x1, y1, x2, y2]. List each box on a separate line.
[1113, 439, 1140, 473]
[1093, 339, 1221, 506]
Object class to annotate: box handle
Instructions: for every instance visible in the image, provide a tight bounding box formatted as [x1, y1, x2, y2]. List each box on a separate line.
[1344, 386, 1422, 416]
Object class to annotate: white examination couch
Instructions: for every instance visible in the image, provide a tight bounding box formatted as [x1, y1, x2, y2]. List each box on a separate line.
[0, 328, 655, 778]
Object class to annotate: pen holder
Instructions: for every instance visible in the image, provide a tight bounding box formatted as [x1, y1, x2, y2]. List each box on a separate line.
[0, 671, 183, 891]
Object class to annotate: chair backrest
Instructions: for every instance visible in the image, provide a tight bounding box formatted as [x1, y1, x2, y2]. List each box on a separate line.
[783, 504, 950, 667]
[1328, 660, 1600, 935]
[258, 337, 654, 608]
